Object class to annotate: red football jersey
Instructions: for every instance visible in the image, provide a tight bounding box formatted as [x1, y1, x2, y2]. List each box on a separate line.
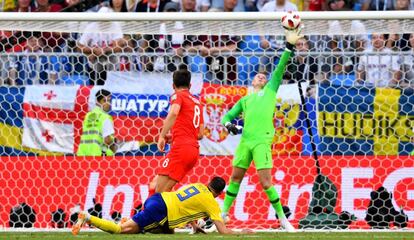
[170, 90, 203, 147]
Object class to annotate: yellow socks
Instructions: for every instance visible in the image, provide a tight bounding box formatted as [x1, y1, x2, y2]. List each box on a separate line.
[89, 215, 121, 234]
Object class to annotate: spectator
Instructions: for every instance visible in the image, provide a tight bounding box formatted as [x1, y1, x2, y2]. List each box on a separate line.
[245, 0, 257, 10]
[35, 0, 62, 12]
[181, 0, 197, 11]
[399, 33, 414, 88]
[306, 86, 317, 99]
[181, 14, 240, 83]
[357, 33, 401, 88]
[394, 0, 411, 9]
[138, 1, 184, 72]
[8, 36, 59, 85]
[77, 6, 129, 85]
[35, 0, 66, 52]
[304, 0, 326, 10]
[209, 0, 247, 11]
[64, 0, 81, 7]
[109, 0, 128, 12]
[256, 0, 272, 10]
[186, 33, 240, 84]
[362, 0, 394, 10]
[260, 0, 298, 11]
[323, 51, 355, 86]
[135, 0, 171, 12]
[180, 0, 210, 11]
[182, 0, 240, 84]
[284, 37, 319, 85]
[209, 0, 239, 11]
[181, 0, 209, 11]
[385, 33, 401, 51]
[13, 0, 36, 12]
[326, 0, 353, 10]
[61, 0, 101, 11]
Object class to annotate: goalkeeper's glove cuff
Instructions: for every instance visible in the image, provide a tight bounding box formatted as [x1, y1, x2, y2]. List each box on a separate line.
[286, 42, 295, 52]
[224, 122, 240, 136]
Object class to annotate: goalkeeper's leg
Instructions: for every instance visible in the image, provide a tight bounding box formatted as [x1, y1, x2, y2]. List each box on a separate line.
[257, 169, 294, 232]
[254, 144, 294, 232]
[222, 166, 247, 217]
[222, 141, 252, 218]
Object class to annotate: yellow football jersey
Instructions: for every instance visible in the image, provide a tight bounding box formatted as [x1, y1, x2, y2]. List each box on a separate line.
[161, 183, 223, 228]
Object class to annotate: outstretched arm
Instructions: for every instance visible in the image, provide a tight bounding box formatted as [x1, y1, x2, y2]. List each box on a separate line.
[268, 49, 292, 92]
[268, 29, 303, 92]
[221, 99, 243, 125]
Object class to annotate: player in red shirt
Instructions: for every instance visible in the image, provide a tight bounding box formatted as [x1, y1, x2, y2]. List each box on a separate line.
[155, 64, 204, 193]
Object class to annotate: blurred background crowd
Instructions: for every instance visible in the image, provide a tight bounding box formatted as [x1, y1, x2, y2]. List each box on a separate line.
[0, 0, 413, 91]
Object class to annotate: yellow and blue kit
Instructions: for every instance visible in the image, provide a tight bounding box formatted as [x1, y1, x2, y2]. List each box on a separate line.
[132, 183, 222, 232]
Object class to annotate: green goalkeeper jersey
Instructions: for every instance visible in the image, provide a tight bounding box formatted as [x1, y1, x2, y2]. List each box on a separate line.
[221, 49, 292, 144]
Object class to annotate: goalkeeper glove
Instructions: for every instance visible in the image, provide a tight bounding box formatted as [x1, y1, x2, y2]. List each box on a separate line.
[225, 122, 242, 136]
[285, 27, 303, 51]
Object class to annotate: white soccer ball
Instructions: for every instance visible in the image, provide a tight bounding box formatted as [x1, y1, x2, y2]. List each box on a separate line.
[281, 12, 301, 30]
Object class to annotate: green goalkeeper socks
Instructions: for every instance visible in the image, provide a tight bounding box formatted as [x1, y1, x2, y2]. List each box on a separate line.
[264, 187, 285, 219]
[222, 181, 241, 214]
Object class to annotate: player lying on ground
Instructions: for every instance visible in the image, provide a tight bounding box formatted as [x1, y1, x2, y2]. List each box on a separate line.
[72, 177, 249, 235]
[220, 28, 303, 232]
[152, 64, 204, 194]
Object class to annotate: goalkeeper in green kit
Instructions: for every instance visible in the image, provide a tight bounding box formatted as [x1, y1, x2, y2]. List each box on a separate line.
[220, 29, 303, 232]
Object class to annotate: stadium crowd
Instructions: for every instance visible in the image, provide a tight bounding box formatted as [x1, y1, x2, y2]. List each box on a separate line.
[0, 0, 413, 89]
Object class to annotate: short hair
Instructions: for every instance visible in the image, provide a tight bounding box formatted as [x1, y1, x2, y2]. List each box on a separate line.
[372, 33, 389, 40]
[257, 70, 268, 77]
[209, 176, 226, 194]
[173, 64, 191, 88]
[96, 89, 111, 103]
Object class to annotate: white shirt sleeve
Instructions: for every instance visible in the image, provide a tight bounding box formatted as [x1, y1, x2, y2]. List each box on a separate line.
[391, 55, 400, 71]
[102, 119, 115, 138]
[78, 31, 91, 46]
[357, 55, 367, 71]
[290, 2, 298, 11]
[260, 1, 274, 11]
[200, 0, 210, 7]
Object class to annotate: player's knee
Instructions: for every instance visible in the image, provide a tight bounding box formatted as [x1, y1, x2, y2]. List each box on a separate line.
[259, 179, 272, 190]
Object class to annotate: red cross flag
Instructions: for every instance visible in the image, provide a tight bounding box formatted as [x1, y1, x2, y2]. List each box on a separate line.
[22, 86, 91, 153]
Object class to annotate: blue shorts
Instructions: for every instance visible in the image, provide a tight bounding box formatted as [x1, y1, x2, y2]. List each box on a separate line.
[132, 193, 168, 233]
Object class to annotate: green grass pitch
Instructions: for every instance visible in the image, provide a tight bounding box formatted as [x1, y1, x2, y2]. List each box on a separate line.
[1, 232, 413, 240]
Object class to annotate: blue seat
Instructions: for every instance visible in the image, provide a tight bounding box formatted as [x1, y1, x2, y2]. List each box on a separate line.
[237, 56, 249, 85]
[187, 56, 206, 73]
[330, 74, 356, 86]
[60, 74, 89, 85]
[239, 35, 263, 52]
[237, 55, 262, 85]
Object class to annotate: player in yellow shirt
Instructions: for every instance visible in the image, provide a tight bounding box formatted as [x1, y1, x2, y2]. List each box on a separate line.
[72, 177, 248, 235]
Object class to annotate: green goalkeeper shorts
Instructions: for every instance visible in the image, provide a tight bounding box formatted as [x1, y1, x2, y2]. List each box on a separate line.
[233, 141, 273, 170]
